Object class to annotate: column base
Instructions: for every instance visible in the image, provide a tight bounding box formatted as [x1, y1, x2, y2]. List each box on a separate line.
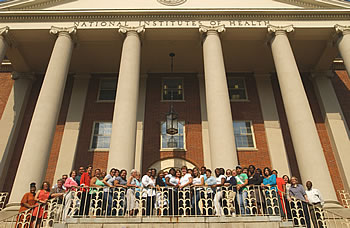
[324, 200, 343, 209]
[0, 203, 20, 221]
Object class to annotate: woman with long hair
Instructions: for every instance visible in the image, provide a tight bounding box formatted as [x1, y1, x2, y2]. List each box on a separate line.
[261, 167, 284, 216]
[32, 181, 50, 228]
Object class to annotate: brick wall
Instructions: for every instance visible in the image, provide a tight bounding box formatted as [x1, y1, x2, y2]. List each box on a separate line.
[142, 74, 204, 173]
[332, 71, 350, 129]
[230, 74, 272, 170]
[0, 73, 13, 119]
[73, 75, 115, 172]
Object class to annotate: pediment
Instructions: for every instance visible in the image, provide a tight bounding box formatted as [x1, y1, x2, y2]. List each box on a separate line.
[1, 0, 350, 10]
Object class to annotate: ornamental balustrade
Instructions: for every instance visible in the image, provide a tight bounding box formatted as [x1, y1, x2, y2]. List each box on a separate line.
[0, 193, 7, 212]
[0, 187, 349, 228]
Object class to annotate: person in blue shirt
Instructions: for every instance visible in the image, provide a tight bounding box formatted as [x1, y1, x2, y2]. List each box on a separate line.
[261, 167, 277, 191]
[261, 167, 284, 216]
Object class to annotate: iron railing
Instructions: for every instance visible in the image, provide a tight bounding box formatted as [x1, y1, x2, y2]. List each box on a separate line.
[0, 193, 8, 212]
[0, 187, 349, 227]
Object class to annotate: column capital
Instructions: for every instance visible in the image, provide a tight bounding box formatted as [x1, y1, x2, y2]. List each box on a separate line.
[268, 24, 294, 36]
[119, 25, 145, 35]
[0, 26, 9, 37]
[199, 25, 225, 34]
[335, 24, 350, 36]
[50, 26, 77, 38]
[11, 72, 36, 81]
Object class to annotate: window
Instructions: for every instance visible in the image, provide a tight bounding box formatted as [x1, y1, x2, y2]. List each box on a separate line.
[161, 121, 185, 150]
[227, 78, 248, 101]
[233, 121, 256, 149]
[97, 79, 117, 101]
[162, 78, 184, 101]
[90, 122, 112, 150]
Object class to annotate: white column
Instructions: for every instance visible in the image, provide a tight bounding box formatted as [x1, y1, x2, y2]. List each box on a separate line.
[8, 26, 76, 205]
[107, 26, 144, 172]
[0, 27, 9, 65]
[312, 72, 350, 191]
[335, 25, 350, 76]
[198, 74, 212, 169]
[268, 25, 338, 206]
[53, 74, 90, 182]
[199, 25, 238, 169]
[0, 73, 34, 190]
[255, 73, 291, 176]
[134, 74, 147, 172]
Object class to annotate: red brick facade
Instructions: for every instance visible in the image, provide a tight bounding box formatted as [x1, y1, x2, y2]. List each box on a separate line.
[0, 73, 13, 119]
[230, 74, 271, 169]
[73, 74, 114, 172]
[142, 74, 204, 173]
[0, 70, 349, 197]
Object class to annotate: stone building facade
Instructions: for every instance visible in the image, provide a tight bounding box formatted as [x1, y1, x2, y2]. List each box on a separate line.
[0, 0, 349, 209]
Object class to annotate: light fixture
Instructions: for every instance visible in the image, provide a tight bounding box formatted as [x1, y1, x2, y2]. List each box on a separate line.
[165, 52, 179, 136]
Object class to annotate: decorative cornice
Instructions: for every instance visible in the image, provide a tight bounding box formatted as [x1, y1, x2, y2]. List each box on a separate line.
[119, 25, 145, 34]
[1, 10, 350, 22]
[199, 25, 225, 34]
[335, 24, 350, 35]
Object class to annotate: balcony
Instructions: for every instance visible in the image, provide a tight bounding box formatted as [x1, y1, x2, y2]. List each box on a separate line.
[1, 186, 350, 228]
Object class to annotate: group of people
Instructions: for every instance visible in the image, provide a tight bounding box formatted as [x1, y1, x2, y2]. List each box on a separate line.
[19, 164, 324, 228]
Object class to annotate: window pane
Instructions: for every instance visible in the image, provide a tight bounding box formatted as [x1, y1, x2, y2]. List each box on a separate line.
[91, 122, 112, 149]
[229, 89, 247, 100]
[161, 121, 185, 149]
[233, 121, 254, 148]
[98, 79, 117, 101]
[100, 80, 117, 90]
[163, 79, 183, 100]
[99, 90, 116, 101]
[228, 78, 247, 100]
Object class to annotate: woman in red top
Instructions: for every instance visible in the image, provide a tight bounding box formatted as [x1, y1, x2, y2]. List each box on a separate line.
[19, 182, 37, 213]
[32, 181, 50, 228]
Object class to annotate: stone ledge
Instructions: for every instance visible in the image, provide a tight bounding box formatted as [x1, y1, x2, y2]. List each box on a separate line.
[66, 216, 282, 224]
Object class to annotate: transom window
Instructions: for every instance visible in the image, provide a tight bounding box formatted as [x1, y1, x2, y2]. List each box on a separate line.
[98, 79, 117, 101]
[162, 78, 184, 101]
[90, 122, 112, 150]
[161, 121, 185, 150]
[233, 121, 256, 149]
[227, 78, 248, 101]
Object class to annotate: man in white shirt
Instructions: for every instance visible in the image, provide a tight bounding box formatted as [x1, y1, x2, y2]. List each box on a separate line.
[142, 169, 156, 215]
[305, 181, 324, 228]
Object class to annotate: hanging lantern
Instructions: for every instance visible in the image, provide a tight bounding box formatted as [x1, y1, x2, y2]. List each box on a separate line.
[167, 136, 178, 148]
[166, 105, 178, 135]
